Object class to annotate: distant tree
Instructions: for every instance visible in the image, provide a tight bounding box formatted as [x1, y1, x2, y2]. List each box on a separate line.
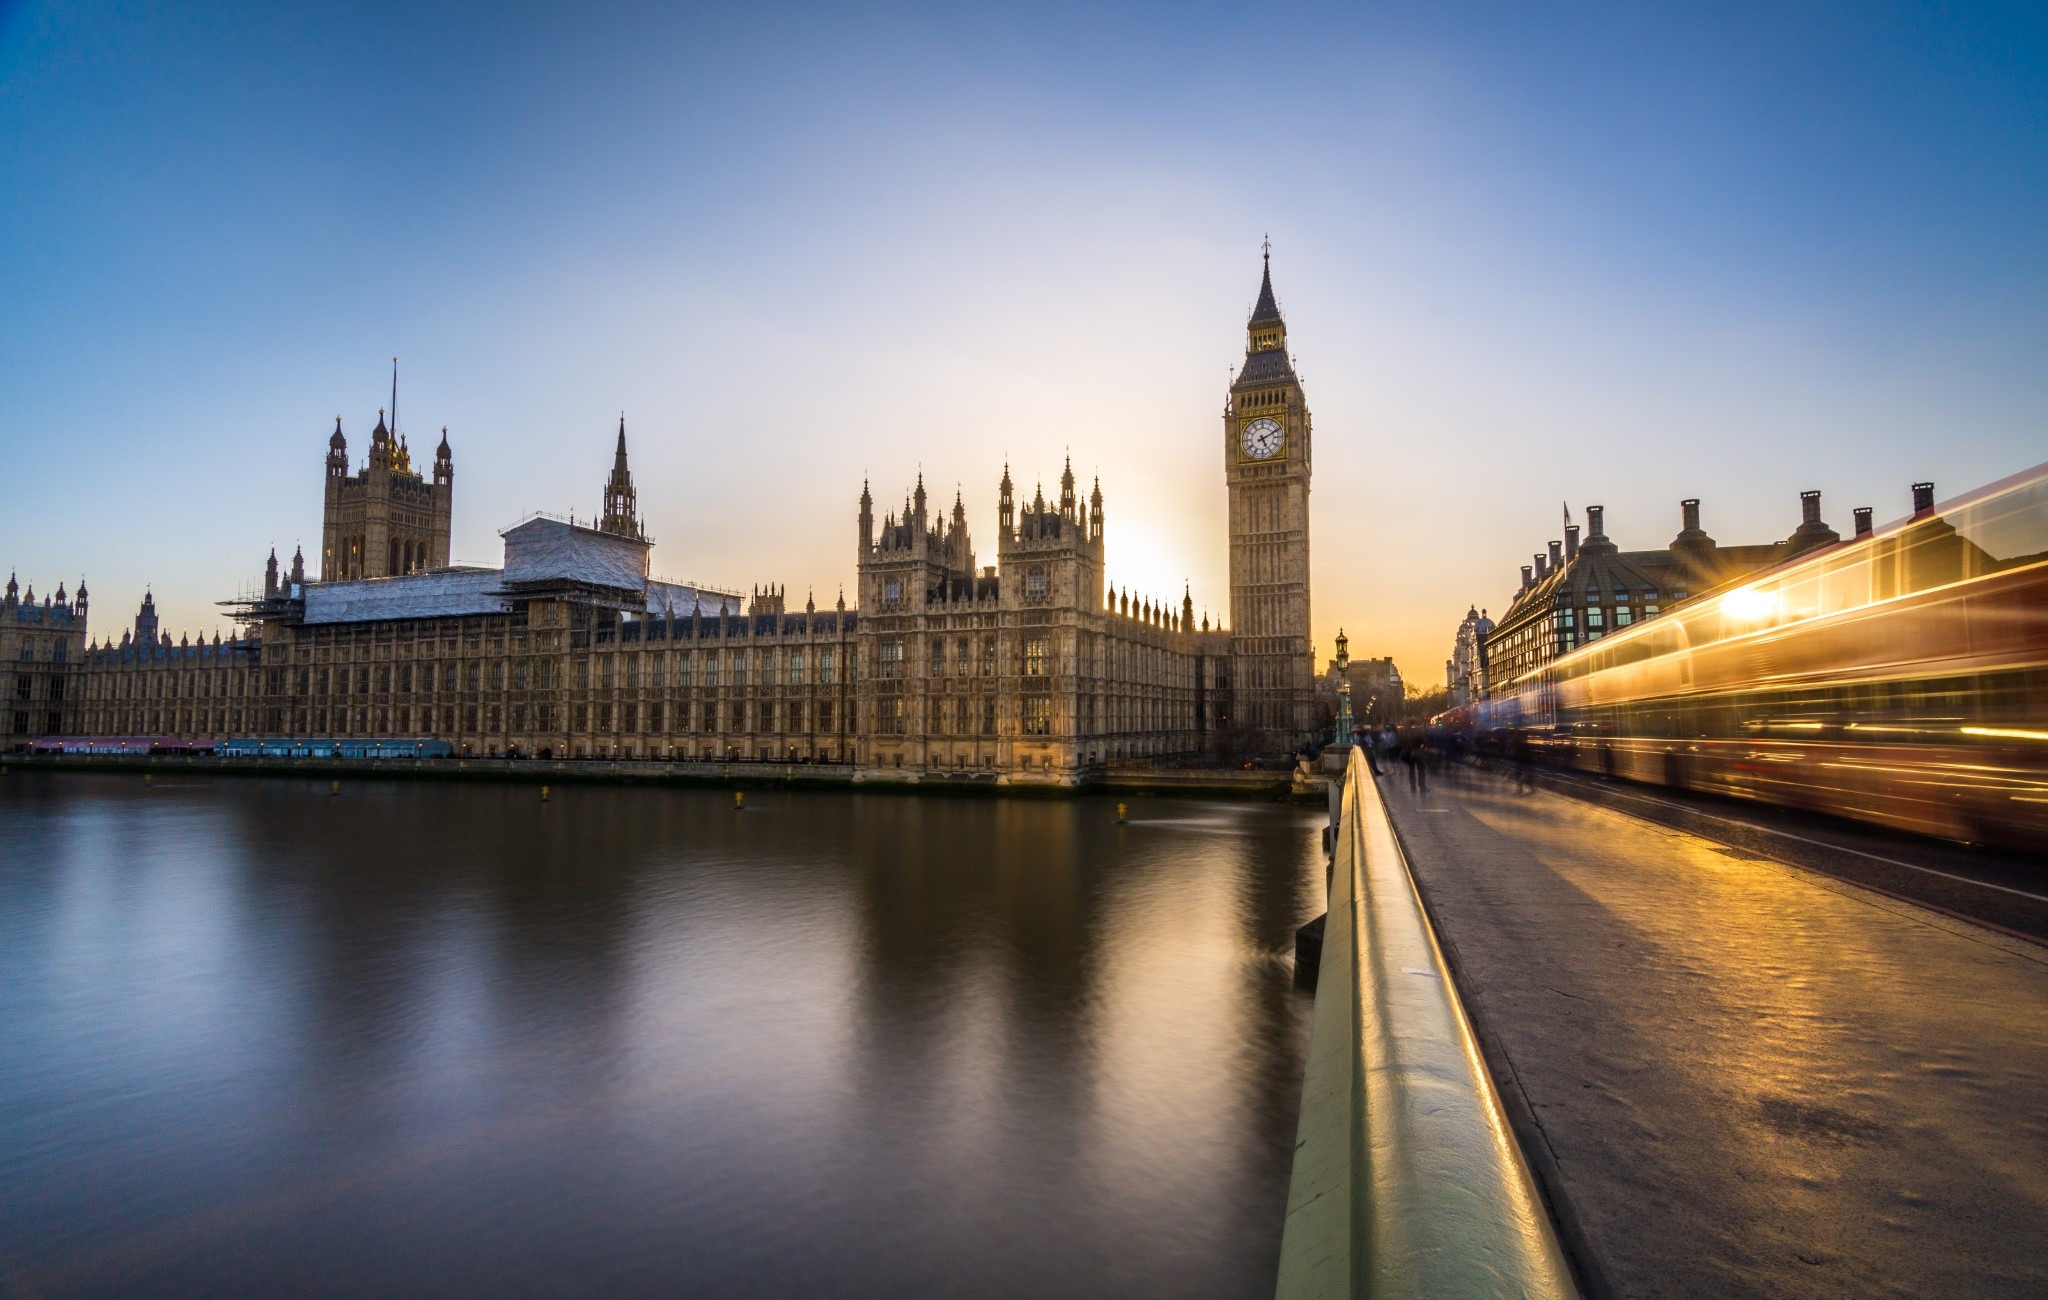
[1401, 683, 1450, 722]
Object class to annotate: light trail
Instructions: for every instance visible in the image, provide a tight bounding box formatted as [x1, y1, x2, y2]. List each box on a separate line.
[1541, 771, 2048, 904]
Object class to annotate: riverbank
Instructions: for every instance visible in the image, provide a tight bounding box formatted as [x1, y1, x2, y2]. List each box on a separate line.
[0, 753, 1325, 802]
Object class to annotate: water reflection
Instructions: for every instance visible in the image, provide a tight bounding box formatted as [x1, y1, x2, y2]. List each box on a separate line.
[0, 773, 1321, 1298]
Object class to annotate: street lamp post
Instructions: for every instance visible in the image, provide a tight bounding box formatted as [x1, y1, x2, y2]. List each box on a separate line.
[1333, 628, 1354, 746]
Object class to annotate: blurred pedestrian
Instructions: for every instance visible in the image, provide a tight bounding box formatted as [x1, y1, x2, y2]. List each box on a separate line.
[1512, 729, 1535, 794]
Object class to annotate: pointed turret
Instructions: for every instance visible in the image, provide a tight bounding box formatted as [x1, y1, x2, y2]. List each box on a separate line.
[1250, 242, 1282, 326]
[998, 462, 1015, 536]
[290, 546, 305, 586]
[1059, 456, 1076, 519]
[1237, 241, 1295, 387]
[134, 589, 158, 647]
[599, 415, 644, 539]
[859, 477, 875, 552]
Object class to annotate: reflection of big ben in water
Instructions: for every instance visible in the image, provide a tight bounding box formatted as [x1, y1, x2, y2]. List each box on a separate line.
[1224, 244, 1313, 747]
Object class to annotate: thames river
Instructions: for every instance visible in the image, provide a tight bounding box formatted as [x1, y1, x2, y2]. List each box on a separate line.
[0, 771, 1321, 1298]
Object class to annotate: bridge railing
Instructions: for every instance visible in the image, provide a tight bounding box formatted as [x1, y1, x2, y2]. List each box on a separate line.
[1276, 745, 1578, 1299]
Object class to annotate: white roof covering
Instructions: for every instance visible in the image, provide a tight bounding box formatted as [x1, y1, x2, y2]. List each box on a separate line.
[647, 578, 722, 617]
[502, 517, 648, 590]
[301, 568, 509, 624]
[296, 519, 735, 624]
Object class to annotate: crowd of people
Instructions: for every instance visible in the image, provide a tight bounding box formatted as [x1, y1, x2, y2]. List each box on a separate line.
[1352, 723, 1536, 795]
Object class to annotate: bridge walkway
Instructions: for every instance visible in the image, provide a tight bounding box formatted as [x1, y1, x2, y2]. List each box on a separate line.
[1380, 760, 2048, 1299]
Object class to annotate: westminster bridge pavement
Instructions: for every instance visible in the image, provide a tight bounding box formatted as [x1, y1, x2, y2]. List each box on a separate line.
[1279, 749, 2048, 1299]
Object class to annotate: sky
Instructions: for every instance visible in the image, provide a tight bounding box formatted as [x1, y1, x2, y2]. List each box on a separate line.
[2, 1, 2044, 684]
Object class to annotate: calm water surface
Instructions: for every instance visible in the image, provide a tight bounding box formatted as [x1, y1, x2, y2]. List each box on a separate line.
[0, 772, 1321, 1298]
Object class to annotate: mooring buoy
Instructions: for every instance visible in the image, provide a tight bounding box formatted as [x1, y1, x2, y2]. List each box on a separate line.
[1116, 801, 1127, 823]
[329, 779, 340, 796]
[734, 790, 745, 809]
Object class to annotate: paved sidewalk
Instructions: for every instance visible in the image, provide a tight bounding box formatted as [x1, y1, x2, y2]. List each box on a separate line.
[1380, 764, 2048, 1299]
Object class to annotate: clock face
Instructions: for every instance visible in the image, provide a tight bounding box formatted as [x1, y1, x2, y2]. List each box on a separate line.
[1240, 417, 1284, 460]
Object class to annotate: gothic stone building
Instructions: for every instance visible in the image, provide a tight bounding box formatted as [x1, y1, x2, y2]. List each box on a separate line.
[321, 392, 454, 580]
[30, 255, 1323, 779]
[1225, 251, 1316, 744]
[2, 575, 87, 741]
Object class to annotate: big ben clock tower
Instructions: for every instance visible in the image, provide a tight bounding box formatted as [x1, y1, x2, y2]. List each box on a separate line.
[1225, 245, 1314, 748]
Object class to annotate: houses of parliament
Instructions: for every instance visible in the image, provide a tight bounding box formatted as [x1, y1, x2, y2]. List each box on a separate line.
[3, 256, 1320, 781]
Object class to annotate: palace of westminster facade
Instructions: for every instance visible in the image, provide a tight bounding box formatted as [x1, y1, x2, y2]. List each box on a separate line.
[5, 257, 1320, 781]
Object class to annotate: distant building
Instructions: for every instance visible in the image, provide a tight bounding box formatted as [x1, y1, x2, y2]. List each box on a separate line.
[18, 254, 1333, 776]
[1446, 606, 1493, 708]
[1483, 492, 1847, 691]
[1, 575, 86, 740]
[320, 381, 453, 580]
[1344, 656, 1402, 726]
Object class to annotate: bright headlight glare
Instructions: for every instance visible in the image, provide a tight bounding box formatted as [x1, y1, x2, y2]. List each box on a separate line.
[1720, 585, 1778, 623]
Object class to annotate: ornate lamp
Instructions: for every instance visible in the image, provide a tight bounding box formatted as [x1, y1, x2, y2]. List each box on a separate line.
[1333, 628, 1354, 745]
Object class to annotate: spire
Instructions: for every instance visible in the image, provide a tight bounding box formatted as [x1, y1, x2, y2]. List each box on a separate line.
[390, 357, 398, 441]
[1250, 237, 1282, 326]
[1060, 455, 1076, 518]
[599, 415, 643, 539]
[329, 416, 346, 450]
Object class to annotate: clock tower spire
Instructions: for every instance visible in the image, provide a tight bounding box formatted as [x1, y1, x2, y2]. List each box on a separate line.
[1223, 243, 1314, 750]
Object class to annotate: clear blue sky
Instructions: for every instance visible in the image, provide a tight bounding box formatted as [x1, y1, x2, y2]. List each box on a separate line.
[3, 1, 2043, 680]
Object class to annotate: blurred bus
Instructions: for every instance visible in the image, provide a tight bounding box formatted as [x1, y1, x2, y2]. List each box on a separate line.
[1478, 463, 2048, 853]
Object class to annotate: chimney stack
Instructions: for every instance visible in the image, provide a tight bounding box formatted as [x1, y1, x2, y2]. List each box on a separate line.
[1534, 552, 1549, 580]
[1548, 540, 1563, 569]
[1800, 490, 1823, 526]
[1520, 564, 1533, 591]
[1853, 507, 1873, 537]
[1565, 524, 1580, 560]
[1681, 498, 1701, 532]
[1587, 504, 1606, 540]
[1912, 482, 1936, 517]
